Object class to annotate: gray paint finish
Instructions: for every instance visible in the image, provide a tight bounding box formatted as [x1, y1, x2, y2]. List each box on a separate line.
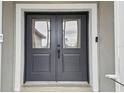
[1, 1, 115, 92]
[25, 14, 88, 81]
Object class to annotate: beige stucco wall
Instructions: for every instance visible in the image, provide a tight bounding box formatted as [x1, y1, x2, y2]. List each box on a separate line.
[98, 1, 115, 91]
[1, 1, 115, 92]
[1, 2, 15, 91]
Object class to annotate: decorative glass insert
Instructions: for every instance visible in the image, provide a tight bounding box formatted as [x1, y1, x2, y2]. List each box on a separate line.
[63, 19, 81, 48]
[32, 19, 50, 48]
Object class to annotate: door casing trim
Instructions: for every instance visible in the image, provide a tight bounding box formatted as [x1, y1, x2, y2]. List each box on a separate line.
[15, 3, 98, 91]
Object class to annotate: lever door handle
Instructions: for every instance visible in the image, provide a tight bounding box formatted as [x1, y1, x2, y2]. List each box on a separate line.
[57, 44, 60, 59]
[57, 49, 60, 58]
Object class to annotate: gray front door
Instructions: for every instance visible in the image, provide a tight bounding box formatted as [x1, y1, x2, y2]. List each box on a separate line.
[25, 12, 89, 82]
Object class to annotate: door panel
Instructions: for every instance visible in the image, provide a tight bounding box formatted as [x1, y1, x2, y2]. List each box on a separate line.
[32, 54, 50, 72]
[25, 13, 88, 82]
[63, 54, 80, 72]
[57, 15, 88, 81]
[25, 15, 56, 81]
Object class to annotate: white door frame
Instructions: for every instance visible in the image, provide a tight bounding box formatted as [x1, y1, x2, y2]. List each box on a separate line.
[114, 1, 124, 92]
[15, 3, 98, 92]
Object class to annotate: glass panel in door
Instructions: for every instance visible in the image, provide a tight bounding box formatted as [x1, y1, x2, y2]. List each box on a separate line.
[63, 19, 81, 48]
[32, 19, 50, 48]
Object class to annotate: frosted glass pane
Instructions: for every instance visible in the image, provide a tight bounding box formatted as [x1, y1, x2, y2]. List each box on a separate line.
[32, 19, 50, 48]
[63, 19, 80, 48]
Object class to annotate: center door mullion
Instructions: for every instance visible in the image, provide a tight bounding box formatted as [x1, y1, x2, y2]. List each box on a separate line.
[57, 15, 63, 81]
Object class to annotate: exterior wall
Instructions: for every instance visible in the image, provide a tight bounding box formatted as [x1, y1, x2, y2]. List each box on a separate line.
[1, 1, 15, 92]
[98, 1, 115, 91]
[1, 1, 115, 92]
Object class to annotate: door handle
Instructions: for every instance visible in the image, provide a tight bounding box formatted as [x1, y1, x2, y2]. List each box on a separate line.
[57, 49, 60, 59]
[57, 45, 60, 59]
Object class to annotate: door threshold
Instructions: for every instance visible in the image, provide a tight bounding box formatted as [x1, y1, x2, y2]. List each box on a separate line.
[23, 81, 90, 87]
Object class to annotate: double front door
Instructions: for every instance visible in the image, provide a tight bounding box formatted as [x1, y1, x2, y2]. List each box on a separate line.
[25, 12, 88, 81]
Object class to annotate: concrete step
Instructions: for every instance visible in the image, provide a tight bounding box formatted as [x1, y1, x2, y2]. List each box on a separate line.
[21, 81, 93, 92]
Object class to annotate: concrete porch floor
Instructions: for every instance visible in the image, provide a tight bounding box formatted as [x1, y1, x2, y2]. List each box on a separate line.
[21, 82, 93, 92]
